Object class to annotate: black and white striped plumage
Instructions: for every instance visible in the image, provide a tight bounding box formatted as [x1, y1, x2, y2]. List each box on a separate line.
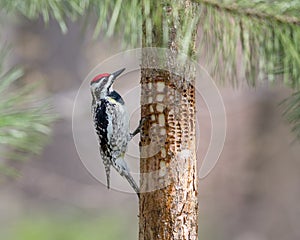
[90, 68, 139, 197]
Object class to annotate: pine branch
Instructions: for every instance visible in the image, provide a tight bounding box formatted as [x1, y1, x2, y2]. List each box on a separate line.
[281, 91, 300, 140]
[87, 0, 142, 47]
[195, 0, 300, 87]
[0, 47, 56, 179]
[194, 0, 300, 25]
[195, 0, 300, 140]
[0, 0, 88, 33]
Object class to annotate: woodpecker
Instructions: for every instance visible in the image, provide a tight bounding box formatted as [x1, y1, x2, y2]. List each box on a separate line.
[90, 68, 140, 197]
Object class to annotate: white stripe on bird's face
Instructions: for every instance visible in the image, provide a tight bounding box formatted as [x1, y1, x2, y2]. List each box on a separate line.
[91, 68, 125, 101]
[91, 75, 115, 101]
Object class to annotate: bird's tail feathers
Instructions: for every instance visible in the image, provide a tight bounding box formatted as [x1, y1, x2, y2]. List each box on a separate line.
[113, 157, 140, 198]
[105, 165, 111, 189]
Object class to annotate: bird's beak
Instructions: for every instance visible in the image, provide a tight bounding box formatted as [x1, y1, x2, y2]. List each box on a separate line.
[111, 68, 126, 81]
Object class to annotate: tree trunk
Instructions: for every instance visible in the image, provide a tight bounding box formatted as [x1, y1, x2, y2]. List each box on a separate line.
[139, 1, 198, 239]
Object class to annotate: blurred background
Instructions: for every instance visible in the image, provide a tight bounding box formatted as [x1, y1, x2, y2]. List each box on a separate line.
[1, 13, 300, 240]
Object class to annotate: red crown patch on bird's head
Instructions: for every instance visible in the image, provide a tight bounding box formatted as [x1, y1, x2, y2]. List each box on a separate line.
[91, 73, 110, 83]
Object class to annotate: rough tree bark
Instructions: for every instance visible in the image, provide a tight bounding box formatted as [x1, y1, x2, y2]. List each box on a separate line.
[139, 1, 198, 239]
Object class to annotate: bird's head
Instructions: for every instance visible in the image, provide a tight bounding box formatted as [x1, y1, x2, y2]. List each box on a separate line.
[90, 68, 125, 100]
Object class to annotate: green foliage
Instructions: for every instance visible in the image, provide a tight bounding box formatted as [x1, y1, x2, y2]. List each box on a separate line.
[195, 0, 300, 87]
[195, 0, 300, 139]
[1, 0, 300, 138]
[1, 0, 299, 85]
[87, 0, 142, 47]
[0, 0, 88, 33]
[0, 48, 56, 179]
[0, 0, 143, 46]
[281, 91, 300, 140]
[219, 0, 300, 19]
